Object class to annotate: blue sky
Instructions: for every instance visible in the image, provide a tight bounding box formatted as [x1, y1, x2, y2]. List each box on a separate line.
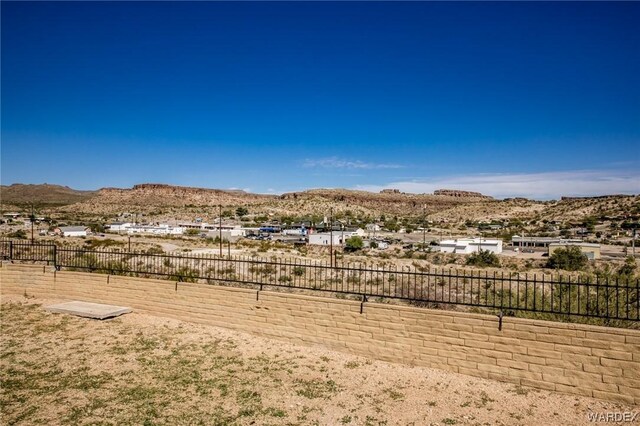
[2, 2, 639, 199]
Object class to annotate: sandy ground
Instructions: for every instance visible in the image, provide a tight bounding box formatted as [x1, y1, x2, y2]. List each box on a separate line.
[1, 294, 638, 426]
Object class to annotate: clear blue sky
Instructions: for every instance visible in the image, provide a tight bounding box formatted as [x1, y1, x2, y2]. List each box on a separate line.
[2, 2, 639, 199]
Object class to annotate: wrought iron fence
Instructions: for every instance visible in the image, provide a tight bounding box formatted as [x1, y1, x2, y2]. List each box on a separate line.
[1, 240, 638, 323]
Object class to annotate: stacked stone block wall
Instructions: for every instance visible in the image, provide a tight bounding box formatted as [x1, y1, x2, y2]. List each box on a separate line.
[1, 263, 638, 405]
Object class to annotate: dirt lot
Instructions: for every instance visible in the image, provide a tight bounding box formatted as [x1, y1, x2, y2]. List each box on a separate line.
[1, 295, 637, 425]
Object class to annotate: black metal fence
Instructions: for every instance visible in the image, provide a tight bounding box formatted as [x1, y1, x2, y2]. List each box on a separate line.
[2, 240, 638, 324]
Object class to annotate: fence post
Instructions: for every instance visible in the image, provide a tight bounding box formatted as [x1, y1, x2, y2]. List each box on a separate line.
[9, 241, 13, 260]
[52, 245, 57, 269]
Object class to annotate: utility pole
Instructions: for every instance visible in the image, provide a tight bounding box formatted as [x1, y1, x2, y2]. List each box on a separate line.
[30, 203, 35, 244]
[330, 207, 334, 268]
[219, 204, 223, 257]
[422, 204, 426, 251]
[341, 222, 344, 266]
[633, 228, 637, 256]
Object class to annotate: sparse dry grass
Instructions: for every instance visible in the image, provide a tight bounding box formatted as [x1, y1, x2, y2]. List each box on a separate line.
[1, 295, 636, 425]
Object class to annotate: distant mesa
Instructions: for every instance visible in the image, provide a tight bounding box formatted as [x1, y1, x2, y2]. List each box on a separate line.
[109, 183, 275, 201]
[380, 189, 402, 194]
[560, 194, 634, 201]
[433, 189, 491, 199]
[129, 183, 251, 196]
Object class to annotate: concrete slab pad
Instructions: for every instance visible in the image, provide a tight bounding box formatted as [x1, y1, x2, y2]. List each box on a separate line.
[45, 301, 132, 320]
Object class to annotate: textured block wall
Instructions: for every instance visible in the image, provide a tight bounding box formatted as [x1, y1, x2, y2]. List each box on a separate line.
[1, 263, 638, 405]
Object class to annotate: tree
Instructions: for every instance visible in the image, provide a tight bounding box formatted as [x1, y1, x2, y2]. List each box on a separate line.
[89, 223, 105, 233]
[344, 236, 364, 252]
[236, 207, 249, 217]
[383, 220, 400, 232]
[547, 246, 588, 271]
[466, 250, 500, 267]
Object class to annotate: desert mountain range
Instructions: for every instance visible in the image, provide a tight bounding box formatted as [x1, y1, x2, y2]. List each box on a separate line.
[1, 183, 638, 222]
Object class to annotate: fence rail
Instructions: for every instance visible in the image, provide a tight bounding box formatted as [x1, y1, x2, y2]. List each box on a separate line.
[2, 240, 638, 323]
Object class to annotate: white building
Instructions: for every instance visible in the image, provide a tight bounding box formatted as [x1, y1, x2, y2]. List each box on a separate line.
[308, 232, 357, 246]
[178, 222, 203, 229]
[439, 238, 503, 254]
[512, 236, 582, 248]
[282, 227, 307, 236]
[106, 222, 133, 233]
[57, 226, 90, 237]
[351, 228, 366, 237]
[127, 224, 184, 235]
[206, 228, 246, 242]
[200, 223, 239, 231]
[365, 224, 381, 232]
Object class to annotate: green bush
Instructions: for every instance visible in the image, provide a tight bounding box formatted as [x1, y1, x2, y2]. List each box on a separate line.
[547, 246, 588, 271]
[146, 245, 164, 255]
[617, 256, 637, 277]
[170, 267, 200, 283]
[344, 236, 364, 252]
[6, 230, 28, 239]
[84, 238, 124, 249]
[466, 250, 500, 268]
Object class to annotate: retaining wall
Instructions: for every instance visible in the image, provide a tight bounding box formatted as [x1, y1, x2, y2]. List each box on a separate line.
[1, 263, 638, 405]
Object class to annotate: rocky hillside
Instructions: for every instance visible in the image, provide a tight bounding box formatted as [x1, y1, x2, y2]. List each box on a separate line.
[278, 188, 491, 217]
[63, 184, 277, 216]
[0, 183, 97, 207]
[53, 184, 492, 218]
[5, 182, 637, 224]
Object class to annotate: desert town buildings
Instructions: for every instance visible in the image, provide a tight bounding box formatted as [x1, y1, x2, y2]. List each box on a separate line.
[511, 236, 582, 248]
[55, 226, 90, 237]
[438, 238, 503, 254]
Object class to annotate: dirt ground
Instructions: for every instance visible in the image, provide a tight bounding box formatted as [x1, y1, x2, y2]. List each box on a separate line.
[1, 295, 637, 426]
